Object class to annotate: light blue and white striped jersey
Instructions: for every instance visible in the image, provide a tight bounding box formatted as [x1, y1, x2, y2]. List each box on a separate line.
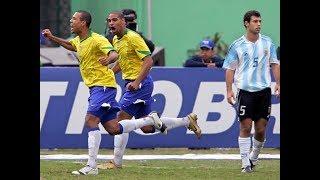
[223, 34, 280, 92]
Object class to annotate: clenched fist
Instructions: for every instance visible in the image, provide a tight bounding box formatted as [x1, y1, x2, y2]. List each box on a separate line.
[42, 29, 53, 38]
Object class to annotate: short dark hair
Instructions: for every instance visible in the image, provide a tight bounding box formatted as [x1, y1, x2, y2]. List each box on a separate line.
[77, 10, 92, 28]
[243, 10, 261, 28]
[109, 11, 125, 19]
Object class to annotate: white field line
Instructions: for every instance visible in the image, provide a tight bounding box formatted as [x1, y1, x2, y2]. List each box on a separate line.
[40, 154, 279, 160]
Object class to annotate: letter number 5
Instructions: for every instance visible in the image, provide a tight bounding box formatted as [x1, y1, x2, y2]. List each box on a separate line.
[239, 105, 246, 116]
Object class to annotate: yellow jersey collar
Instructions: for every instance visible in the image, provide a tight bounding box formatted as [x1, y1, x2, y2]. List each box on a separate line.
[80, 30, 93, 42]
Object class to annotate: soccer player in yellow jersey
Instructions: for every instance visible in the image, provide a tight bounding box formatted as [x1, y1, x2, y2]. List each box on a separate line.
[98, 11, 202, 169]
[42, 10, 167, 176]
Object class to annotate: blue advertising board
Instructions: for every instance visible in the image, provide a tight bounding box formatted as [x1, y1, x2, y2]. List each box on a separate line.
[40, 67, 280, 148]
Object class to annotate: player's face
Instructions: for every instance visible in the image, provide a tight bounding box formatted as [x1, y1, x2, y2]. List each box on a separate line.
[70, 12, 85, 34]
[246, 16, 261, 34]
[107, 13, 126, 36]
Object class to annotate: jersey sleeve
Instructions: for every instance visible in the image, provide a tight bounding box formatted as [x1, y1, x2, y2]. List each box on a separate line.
[69, 38, 78, 51]
[269, 41, 280, 65]
[96, 36, 115, 55]
[130, 34, 151, 60]
[222, 44, 238, 70]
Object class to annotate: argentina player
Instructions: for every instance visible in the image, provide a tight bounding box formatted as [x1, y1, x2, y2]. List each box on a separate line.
[223, 10, 280, 173]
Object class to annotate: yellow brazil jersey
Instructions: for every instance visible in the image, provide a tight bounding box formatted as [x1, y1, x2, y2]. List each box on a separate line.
[113, 29, 151, 80]
[69, 31, 117, 88]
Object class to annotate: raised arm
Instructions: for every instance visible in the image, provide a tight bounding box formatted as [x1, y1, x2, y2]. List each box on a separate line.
[42, 29, 76, 51]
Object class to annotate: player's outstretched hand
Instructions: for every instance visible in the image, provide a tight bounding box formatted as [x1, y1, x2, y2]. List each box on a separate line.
[42, 29, 52, 38]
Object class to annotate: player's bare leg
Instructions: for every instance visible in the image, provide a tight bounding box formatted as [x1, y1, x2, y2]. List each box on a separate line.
[249, 118, 267, 168]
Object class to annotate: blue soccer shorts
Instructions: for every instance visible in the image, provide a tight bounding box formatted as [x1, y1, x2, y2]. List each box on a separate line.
[87, 86, 120, 124]
[119, 75, 154, 118]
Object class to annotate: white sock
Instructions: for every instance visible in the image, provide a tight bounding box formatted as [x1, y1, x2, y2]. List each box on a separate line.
[250, 138, 265, 161]
[119, 117, 154, 133]
[158, 117, 189, 130]
[87, 130, 101, 168]
[113, 133, 129, 166]
[238, 137, 251, 168]
[143, 117, 191, 134]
